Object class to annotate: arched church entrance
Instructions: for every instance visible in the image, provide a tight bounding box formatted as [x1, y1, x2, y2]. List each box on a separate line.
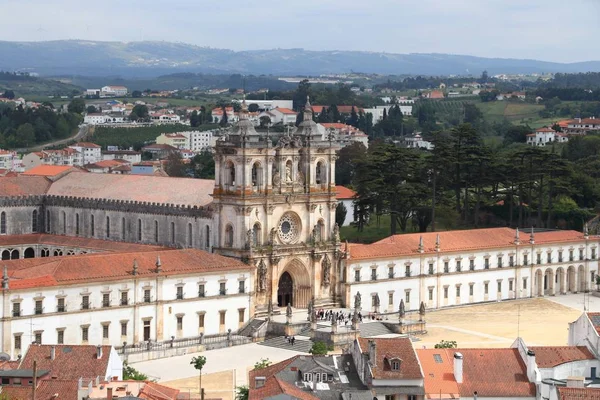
[277, 259, 312, 309]
[277, 272, 293, 307]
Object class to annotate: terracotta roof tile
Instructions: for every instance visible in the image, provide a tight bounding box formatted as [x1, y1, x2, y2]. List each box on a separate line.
[417, 349, 459, 398]
[2, 249, 252, 290]
[272, 107, 297, 115]
[357, 337, 423, 380]
[21, 165, 77, 178]
[529, 346, 595, 368]
[249, 376, 318, 400]
[558, 387, 600, 400]
[0, 234, 167, 253]
[349, 228, 586, 261]
[36, 379, 80, 399]
[0, 386, 31, 399]
[336, 185, 356, 200]
[20, 344, 112, 380]
[139, 381, 181, 400]
[0, 176, 51, 196]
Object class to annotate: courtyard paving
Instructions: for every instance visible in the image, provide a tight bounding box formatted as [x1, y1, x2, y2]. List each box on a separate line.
[134, 293, 598, 395]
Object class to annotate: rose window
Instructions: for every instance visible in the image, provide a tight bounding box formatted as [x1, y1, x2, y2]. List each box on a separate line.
[277, 212, 301, 244]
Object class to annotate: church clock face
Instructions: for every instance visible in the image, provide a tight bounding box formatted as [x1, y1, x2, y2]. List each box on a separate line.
[278, 212, 301, 244]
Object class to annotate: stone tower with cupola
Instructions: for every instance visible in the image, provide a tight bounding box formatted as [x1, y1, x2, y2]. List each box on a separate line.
[212, 97, 342, 314]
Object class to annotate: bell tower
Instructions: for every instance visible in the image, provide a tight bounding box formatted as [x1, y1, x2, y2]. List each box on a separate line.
[213, 97, 342, 314]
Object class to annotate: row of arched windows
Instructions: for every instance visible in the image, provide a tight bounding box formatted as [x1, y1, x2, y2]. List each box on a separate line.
[0, 210, 40, 235]
[224, 160, 328, 187]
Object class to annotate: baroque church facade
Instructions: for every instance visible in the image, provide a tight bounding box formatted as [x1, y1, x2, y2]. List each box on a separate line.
[0, 98, 342, 314]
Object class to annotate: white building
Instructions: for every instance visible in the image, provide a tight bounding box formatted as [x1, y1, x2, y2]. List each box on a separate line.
[232, 99, 293, 111]
[150, 111, 181, 125]
[0, 150, 21, 172]
[0, 248, 253, 359]
[101, 86, 128, 97]
[336, 185, 356, 226]
[184, 130, 215, 152]
[212, 107, 238, 124]
[526, 127, 568, 146]
[86, 89, 101, 97]
[84, 113, 108, 125]
[363, 104, 413, 122]
[343, 227, 598, 313]
[404, 132, 434, 150]
[566, 117, 600, 134]
[319, 123, 369, 148]
[69, 142, 102, 165]
[258, 108, 298, 125]
[102, 150, 142, 164]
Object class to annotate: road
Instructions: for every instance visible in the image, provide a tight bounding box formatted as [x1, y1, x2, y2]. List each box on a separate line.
[15, 124, 90, 153]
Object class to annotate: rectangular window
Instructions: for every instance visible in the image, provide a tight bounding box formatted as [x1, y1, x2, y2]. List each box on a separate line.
[456, 286, 460, 297]
[444, 287, 448, 299]
[239, 280, 245, 294]
[120, 291, 128, 306]
[82, 295, 90, 310]
[371, 269, 377, 281]
[35, 332, 42, 344]
[57, 330, 64, 344]
[14, 335, 21, 350]
[469, 259, 475, 271]
[405, 265, 410, 277]
[497, 256, 503, 268]
[354, 270, 361, 282]
[444, 261, 449, 273]
[509, 280, 514, 291]
[497, 281, 502, 293]
[199, 313, 205, 328]
[523, 279, 528, 290]
[82, 327, 89, 342]
[12, 302, 20, 317]
[388, 293, 393, 306]
[428, 288, 433, 301]
[509, 255, 514, 267]
[57, 298, 65, 313]
[570, 250, 574, 262]
[219, 282, 226, 296]
[523, 254, 529, 266]
[456, 260, 461, 272]
[176, 316, 183, 331]
[484, 258, 489, 269]
[102, 293, 110, 308]
[198, 284, 205, 297]
[144, 289, 151, 303]
[405, 291, 410, 303]
[121, 322, 127, 336]
[558, 251, 563, 263]
[469, 284, 474, 296]
[102, 325, 109, 339]
[580, 249, 584, 261]
[219, 311, 226, 325]
[35, 300, 43, 315]
[484, 283, 489, 295]
[239, 309, 245, 323]
[537, 253, 541, 264]
[428, 263, 434, 274]
[388, 266, 394, 279]
[547, 253, 552, 264]
[176, 286, 184, 300]
[593, 248, 597, 260]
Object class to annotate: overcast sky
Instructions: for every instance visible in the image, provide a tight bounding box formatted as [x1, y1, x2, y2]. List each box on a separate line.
[2, 0, 599, 63]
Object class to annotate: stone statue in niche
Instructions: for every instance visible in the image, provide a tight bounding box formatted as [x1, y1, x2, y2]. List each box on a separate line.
[285, 164, 292, 183]
[257, 260, 267, 292]
[272, 169, 281, 186]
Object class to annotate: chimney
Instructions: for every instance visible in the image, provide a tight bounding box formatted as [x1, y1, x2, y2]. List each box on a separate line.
[254, 376, 265, 389]
[453, 352, 463, 383]
[566, 376, 584, 388]
[96, 345, 103, 359]
[107, 387, 113, 400]
[50, 345, 56, 360]
[368, 340, 377, 365]
[526, 349, 536, 382]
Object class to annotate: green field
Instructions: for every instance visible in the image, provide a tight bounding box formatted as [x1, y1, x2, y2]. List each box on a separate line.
[475, 101, 551, 127]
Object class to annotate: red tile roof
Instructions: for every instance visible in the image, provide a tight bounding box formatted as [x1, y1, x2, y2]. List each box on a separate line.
[0, 176, 51, 196]
[72, 142, 101, 148]
[349, 228, 586, 261]
[2, 249, 252, 290]
[417, 349, 459, 398]
[22, 165, 77, 178]
[20, 344, 112, 380]
[558, 387, 600, 400]
[536, 127, 556, 133]
[36, 379, 80, 400]
[336, 185, 356, 200]
[357, 337, 423, 380]
[530, 346, 595, 368]
[249, 376, 318, 400]
[139, 381, 181, 400]
[0, 234, 167, 253]
[272, 107, 297, 115]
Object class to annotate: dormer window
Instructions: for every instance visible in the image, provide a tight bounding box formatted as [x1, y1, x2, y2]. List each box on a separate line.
[392, 360, 400, 371]
[303, 373, 312, 382]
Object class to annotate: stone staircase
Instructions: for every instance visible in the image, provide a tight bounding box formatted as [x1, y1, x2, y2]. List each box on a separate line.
[238, 318, 266, 337]
[358, 322, 393, 337]
[258, 336, 313, 353]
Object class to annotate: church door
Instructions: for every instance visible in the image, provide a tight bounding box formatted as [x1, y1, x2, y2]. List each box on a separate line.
[277, 272, 294, 307]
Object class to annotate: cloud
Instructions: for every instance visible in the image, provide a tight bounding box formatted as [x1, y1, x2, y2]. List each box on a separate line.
[0, 0, 598, 63]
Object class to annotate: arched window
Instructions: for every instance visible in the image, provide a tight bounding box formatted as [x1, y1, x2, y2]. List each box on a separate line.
[75, 213, 80, 235]
[0, 211, 6, 234]
[316, 161, 324, 185]
[154, 221, 159, 243]
[317, 219, 325, 242]
[90, 215, 95, 237]
[62, 211, 66, 234]
[46, 210, 50, 232]
[251, 162, 260, 188]
[138, 219, 142, 241]
[253, 223, 261, 247]
[122, 217, 126, 239]
[205, 225, 211, 249]
[188, 223, 193, 247]
[226, 161, 235, 186]
[171, 222, 175, 244]
[32, 210, 38, 233]
[225, 225, 234, 247]
[106, 216, 110, 238]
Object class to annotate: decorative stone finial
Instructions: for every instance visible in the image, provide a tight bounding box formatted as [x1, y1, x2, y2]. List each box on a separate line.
[529, 227, 535, 244]
[132, 259, 138, 276]
[419, 301, 426, 321]
[435, 234, 441, 252]
[418, 235, 424, 253]
[584, 223, 590, 239]
[399, 299, 406, 319]
[156, 255, 162, 273]
[514, 227, 520, 245]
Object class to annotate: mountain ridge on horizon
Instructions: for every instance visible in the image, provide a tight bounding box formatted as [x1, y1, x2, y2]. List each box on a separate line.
[1, 39, 599, 78]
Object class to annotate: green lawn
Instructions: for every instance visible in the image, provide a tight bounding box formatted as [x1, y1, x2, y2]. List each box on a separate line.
[340, 214, 393, 244]
[476, 101, 545, 125]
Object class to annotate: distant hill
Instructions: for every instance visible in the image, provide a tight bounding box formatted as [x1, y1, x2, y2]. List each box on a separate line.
[0, 72, 83, 97]
[1, 40, 599, 77]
